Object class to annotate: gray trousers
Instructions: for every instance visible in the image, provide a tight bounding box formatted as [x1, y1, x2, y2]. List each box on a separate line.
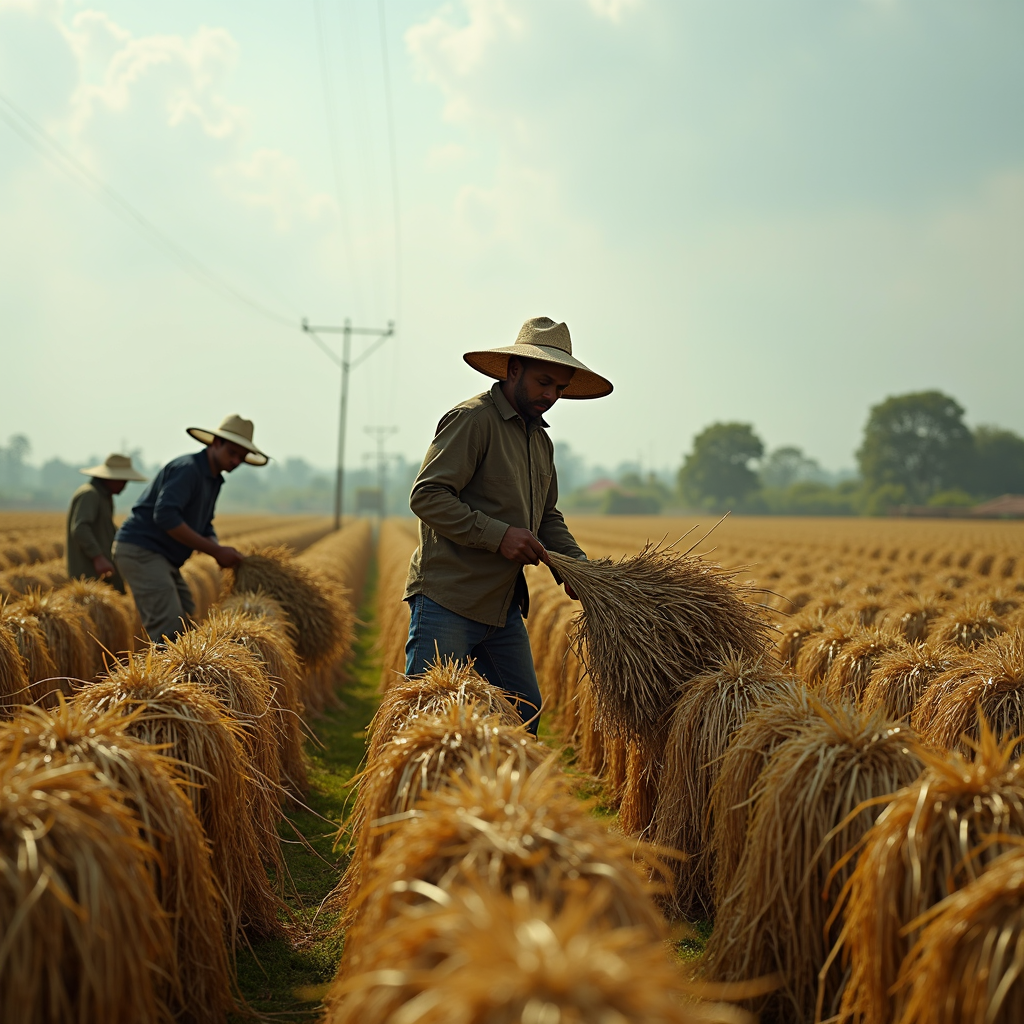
[113, 540, 195, 644]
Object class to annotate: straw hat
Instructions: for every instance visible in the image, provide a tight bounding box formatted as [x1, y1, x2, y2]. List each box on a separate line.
[187, 414, 269, 466]
[463, 317, 613, 399]
[80, 453, 148, 482]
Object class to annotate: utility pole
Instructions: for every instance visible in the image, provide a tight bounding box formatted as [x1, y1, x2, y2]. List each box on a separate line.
[301, 317, 395, 530]
[363, 425, 399, 516]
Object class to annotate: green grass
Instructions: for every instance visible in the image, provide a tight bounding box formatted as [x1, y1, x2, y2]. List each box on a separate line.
[231, 573, 381, 1021]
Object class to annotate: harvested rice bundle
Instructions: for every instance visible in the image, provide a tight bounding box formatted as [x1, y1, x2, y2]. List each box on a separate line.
[11, 588, 95, 688]
[931, 598, 1007, 649]
[344, 751, 669, 969]
[702, 701, 922, 1023]
[0, 750, 172, 1024]
[838, 597, 887, 628]
[823, 627, 907, 704]
[219, 586, 292, 633]
[795, 619, 862, 687]
[153, 628, 283, 867]
[0, 699, 234, 1022]
[710, 680, 821, 905]
[548, 545, 774, 746]
[0, 624, 31, 714]
[919, 630, 1024, 753]
[888, 595, 948, 642]
[327, 882, 738, 1024]
[75, 656, 285, 937]
[57, 577, 133, 664]
[832, 723, 1024, 1024]
[231, 546, 348, 669]
[890, 843, 1024, 1024]
[775, 606, 831, 667]
[653, 653, 799, 917]
[0, 600, 58, 694]
[180, 554, 222, 621]
[860, 640, 965, 722]
[336, 702, 548, 918]
[204, 606, 307, 794]
[364, 655, 521, 766]
[620, 736, 663, 837]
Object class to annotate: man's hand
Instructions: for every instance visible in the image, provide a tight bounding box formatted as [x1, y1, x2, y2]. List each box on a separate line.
[499, 527, 547, 566]
[213, 545, 244, 569]
[564, 581, 579, 601]
[92, 554, 115, 580]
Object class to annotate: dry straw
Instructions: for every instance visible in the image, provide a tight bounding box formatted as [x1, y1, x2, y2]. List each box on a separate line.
[548, 545, 774, 745]
[702, 700, 922, 1023]
[0, 699, 234, 1022]
[326, 882, 745, 1024]
[0, 623, 31, 714]
[653, 653, 798, 918]
[890, 843, 1024, 1024]
[823, 627, 908, 704]
[830, 722, 1024, 1024]
[775, 606, 831, 668]
[57, 577, 133, 664]
[75, 655, 285, 938]
[0, 600, 58, 695]
[931, 598, 1007, 649]
[795, 619, 862, 687]
[343, 750, 670, 976]
[860, 640, 965, 722]
[888, 594, 948, 642]
[0, 748, 172, 1024]
[334, 701, 548, 919]
[12, 588, 95, 689]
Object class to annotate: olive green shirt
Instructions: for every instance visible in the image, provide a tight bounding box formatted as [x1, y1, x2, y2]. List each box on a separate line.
[66, 480, 125, 593]
[404, 381, 585, 627]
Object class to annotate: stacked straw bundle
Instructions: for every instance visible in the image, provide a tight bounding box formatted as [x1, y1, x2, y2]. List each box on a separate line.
[75, 655, 285, 938]
[0, 699, 234, 1022]
[794, 619, 862, 687]
[822, 627, 907, 703]
[0, 749, 172, 1024]
[0, 623, 31, 714]
[58, 577, 134, 662]
[702, 700, 923, 1022]
[0, 601, 58, 696]
[11, 588, 95, 688]
[375, 519, 419, 691]
[832, 722, 1024, 1024]
[859, 640, 965, 722]
[931, 598, 1007, 649]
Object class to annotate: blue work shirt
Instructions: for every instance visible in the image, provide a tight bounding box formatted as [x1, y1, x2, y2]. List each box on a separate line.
[116, 451, 222, 568]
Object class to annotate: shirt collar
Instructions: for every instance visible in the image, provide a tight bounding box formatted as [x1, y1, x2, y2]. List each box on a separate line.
[195, 448, 223, 482]
[489, 381, 549, 429]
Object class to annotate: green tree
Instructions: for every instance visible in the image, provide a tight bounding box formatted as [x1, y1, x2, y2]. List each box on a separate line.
[856, 391, 973, 505]
[972, 426, 1024, 497]
[678, 422, 764, 510]
[760, 446, 823, 490]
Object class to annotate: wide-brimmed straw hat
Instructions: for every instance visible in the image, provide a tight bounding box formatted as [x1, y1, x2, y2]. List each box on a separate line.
[187, 414, 269, 466]
[80, 453, 148, 482]
[463, 317, 613, 399]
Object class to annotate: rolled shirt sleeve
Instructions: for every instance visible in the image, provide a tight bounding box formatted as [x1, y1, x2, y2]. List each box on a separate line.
[69, 488, 104, 560]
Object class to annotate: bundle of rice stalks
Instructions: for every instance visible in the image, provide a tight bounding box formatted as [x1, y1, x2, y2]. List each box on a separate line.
[11, 588, 95, 689]
[204, 606, 307, 794]
[231, 546, 349, 670]
[931, 599, 1007, 649]
[180, 554, 222, 621]
[327, 882, 742, 1024]
[823, 628, 908, 704]
[219, 586, 292, 632]
[344, 751, 669, 969]
[860, 640, 965, 722]
[153, 628, 283, 868]
[74, 656, 285, 938]
[890, 843, 1024, 1024]
[918, 630, 1024, 753]
[0, 600, 58, 694]
[335, 702, 548, 918]
[548, 544, 774, 747]
[702, 701, 923, 1022]
[364, 655, 522, 766]
[653, 653, 798, 918]
[58, 577, 133, 663]
[0, 749, 172, 1024]
[840, 597, 887, 628]
[889, 595, 948, 642]
[795, 619, 862, 687]
[831, 722, 1024, 1024]
[775, 606, 831, 668]
[710, 681, 821, 905]
[0, 699, 234, 1022]
[0, 623, 31, 714]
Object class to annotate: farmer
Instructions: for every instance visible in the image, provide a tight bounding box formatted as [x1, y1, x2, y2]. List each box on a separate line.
[113, 414, 269, 643]
[66, 453, 148, 594]
[404, 316, 613, 733]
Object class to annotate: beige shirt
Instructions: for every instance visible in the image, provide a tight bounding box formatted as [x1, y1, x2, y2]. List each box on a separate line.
[404, 382, 585, 627]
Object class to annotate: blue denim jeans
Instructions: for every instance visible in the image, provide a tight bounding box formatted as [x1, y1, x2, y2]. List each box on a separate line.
[405, 594, 543, 735]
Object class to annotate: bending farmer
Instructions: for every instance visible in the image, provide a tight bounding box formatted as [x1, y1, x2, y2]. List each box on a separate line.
[404, 316, 613, 733]
[66, 453, 148, 593]
[113, 414, 269, 643]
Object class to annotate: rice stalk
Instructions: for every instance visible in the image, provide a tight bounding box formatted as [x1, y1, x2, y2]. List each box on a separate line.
[0, 623, 31, 714]
[823, 627, 908, 704]
[776, 607, 832, 668]
[795, 620, 862, 688]
[0, 699, 234, 1022]
[0, 600, 58, 695]
[11, 588, 95, 691]
[701, 700, 923, 1023]
[57, 577, 133, 665]
[831, 721, 1024, 1024]
[860, 640, 965, 722]
[888, 595, 948, 643]
[931, 599, 1007, 649]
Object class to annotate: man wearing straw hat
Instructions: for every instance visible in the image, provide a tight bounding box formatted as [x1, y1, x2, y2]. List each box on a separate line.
[113, 414, 269, 643]
[404, 316, 612, 734]
[66, 453, 148, 594]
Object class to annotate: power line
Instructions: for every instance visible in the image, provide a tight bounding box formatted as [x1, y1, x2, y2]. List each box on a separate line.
[0, 91, 297, 331]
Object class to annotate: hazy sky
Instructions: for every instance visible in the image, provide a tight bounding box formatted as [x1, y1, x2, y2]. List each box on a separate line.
[1, 0, 1021, 477]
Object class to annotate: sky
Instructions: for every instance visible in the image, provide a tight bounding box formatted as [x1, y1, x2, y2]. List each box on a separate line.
[1, 0, 1021, 479]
